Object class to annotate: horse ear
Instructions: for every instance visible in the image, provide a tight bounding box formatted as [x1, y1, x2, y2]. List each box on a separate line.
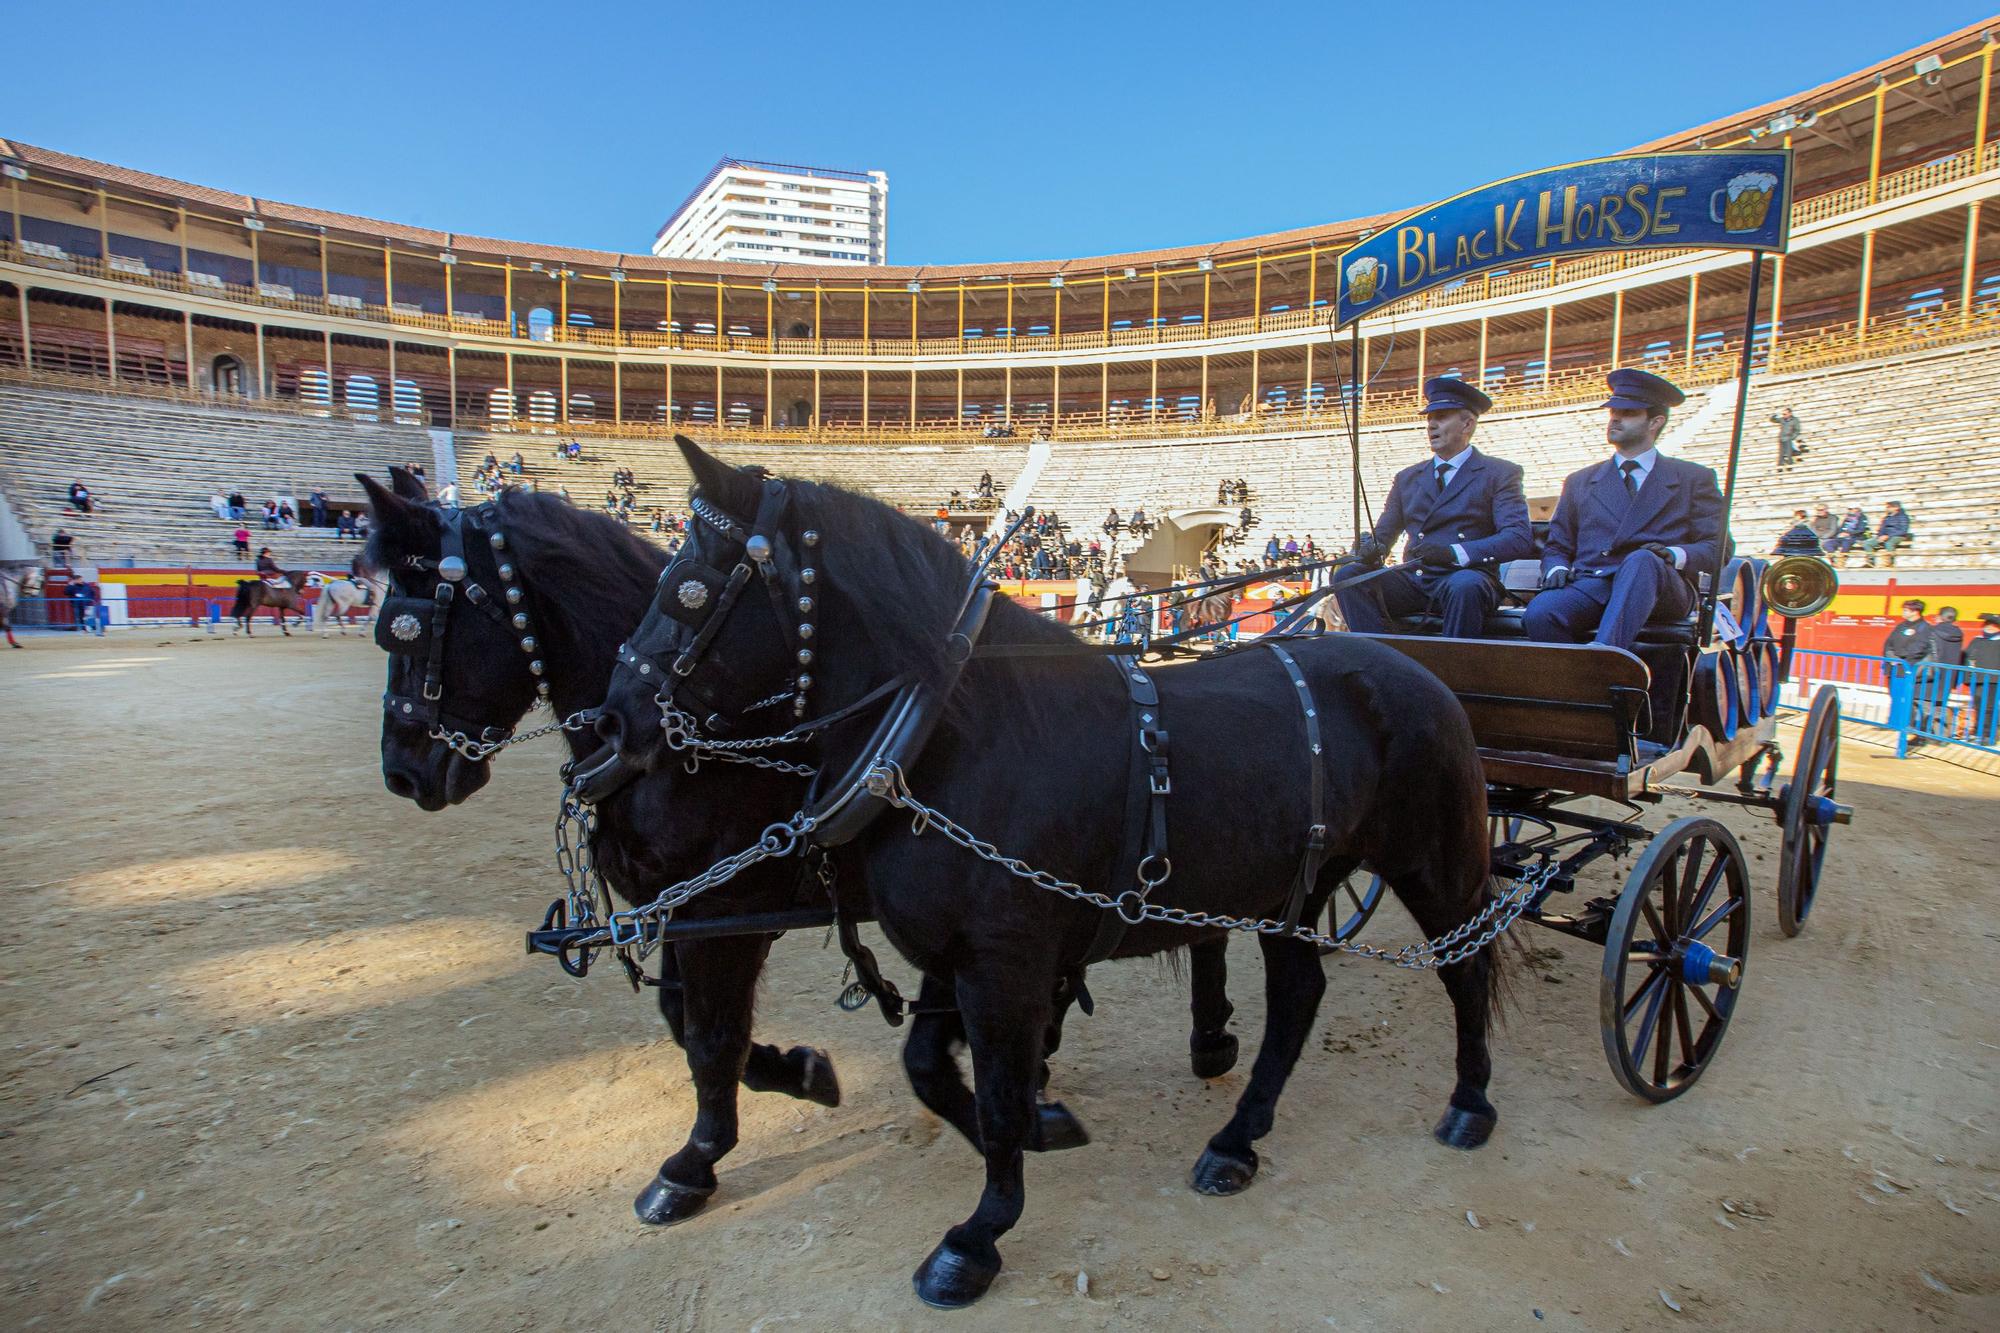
[387, 465, 429, 502]
[358, 473, 435, 541]
[675, 434, 760, 514]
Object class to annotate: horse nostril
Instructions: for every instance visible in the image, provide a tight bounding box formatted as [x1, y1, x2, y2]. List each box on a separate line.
[595, 710, 624, 747]
[385, 769, 419, 800]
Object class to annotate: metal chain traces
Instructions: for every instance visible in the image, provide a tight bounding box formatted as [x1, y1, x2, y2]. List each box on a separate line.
[862, 760, 1550, 970]
[657, 700, 819, 778]
[430, 707, 598, 762]
[609, 811, 819, 962]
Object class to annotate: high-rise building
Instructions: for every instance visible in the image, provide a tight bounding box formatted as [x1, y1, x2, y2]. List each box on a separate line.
[650, 158, 887, 265]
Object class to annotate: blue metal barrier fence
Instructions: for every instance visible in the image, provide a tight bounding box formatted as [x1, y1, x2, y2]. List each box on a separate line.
[1783, 648, 1998, 758]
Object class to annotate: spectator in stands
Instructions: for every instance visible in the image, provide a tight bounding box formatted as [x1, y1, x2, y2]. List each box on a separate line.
[1283, 534, 1301, 560]
[233, 526, 251, 559]
[355, 512, 370, 541]
[68, 481, 94, 514]
[309, 489, 329, 527]
[410, 462, 427, 484]
[1827, 506, 1868, 561]
[1217, 479, 1231, 504]
[1861, 500, 1911, 566]
[228, 489, 248, 521]
[1264, 534, 1282, 565]
[337, 510, 358, 541]
[278, 501, 297, 530]
[509, 451, 525, 475]
[1239, 504, 1254, 531]
[51, 527, 75, 568]
[1769, 407, 1805, 470]
[262, 500, 281, 531]
[1301, 534, 1318, 560]
[1233, 480, 1249, 504]
[978, 470, 995, 499]
[1103, 507, 1121, 535]
[1130, 505, 1150, 536]
[1809, 504, 1839, 547]
[604, 489, 619, 512]
[210, 489, 231, 521]
[438, 480, 458, 508]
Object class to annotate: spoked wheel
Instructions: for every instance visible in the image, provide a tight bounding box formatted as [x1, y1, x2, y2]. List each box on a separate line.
[1777, 685, 1841, 937]
[1599, 817, 1750, 1103]
[1317, 868, 1385, 951]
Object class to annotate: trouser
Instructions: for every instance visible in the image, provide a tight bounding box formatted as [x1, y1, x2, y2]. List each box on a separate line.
[1522, 551, 1695, 651]
[1860, 534, 1907, 565]
[1337, 567, 1499, 639]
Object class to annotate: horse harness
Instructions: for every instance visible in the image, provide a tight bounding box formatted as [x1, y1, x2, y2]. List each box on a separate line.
[375, 501, 553, 756]
[554, 476, 1344, 1022]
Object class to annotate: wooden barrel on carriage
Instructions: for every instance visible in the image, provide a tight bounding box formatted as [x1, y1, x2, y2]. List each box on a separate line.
[1691, 649, 1741, 740]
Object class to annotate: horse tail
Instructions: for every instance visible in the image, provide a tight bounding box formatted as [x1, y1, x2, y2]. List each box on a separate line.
[229, 581, 254, 619]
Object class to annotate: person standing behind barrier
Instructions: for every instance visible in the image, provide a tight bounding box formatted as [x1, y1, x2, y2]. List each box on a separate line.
[1965, 613, 2000, 741]
[1343, 377, 1532, 639]
[1524, 369, 1724, 652]
[1885, 599, 1937, 743]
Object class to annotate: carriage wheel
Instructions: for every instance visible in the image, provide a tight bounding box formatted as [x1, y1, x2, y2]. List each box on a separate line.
[1777, 686, 1841, 937]
[1317, 870, 1385, 951]
[1599, 817, 1750, 1104]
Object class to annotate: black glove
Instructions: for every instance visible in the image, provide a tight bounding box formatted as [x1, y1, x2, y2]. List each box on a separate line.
[1409, 542, 1458, 570]
[1639, 542, 1678, 565]
[1351, 533, 1385, 568]
[1541, 567, 1572, 590]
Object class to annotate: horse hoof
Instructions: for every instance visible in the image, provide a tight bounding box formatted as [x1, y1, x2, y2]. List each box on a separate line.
[911, 1238, 1000, 1308]
[790, 1046, 842, 1108]
[1189, 1030, 1239, 1080]
[634, 1173, 715, 1226]
[1032, 1099, 1091, 1152]
[1433, 1105, 1498, 1151]
[1190, 1145, 1258, 1195]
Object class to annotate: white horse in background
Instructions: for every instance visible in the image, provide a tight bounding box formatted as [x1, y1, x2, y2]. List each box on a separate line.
[307, 571, 380, 635]
[0, 565, 39, 648]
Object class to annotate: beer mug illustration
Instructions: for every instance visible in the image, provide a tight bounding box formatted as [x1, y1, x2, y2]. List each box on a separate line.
[1346, 256, 1386, 304]
[1710, 171, 1778, 234]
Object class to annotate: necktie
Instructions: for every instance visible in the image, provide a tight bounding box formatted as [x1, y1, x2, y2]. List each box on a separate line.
[1621, 459, 1641, 495]
[1435, 462, 1450, 492]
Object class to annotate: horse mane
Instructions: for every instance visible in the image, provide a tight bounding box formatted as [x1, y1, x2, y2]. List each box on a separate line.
[785, 479, 1079, 708]
[490, 490, 668, 669]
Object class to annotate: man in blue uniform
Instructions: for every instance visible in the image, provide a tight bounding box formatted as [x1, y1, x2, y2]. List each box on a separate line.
[1341, 377, 1532, 639]
[1524, 369, 1725, 651]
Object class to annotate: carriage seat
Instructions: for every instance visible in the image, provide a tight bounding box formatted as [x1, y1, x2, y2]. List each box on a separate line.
[1393, 604, 1701, 648]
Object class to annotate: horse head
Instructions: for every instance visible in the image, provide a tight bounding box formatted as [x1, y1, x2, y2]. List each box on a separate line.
[594, 436, 974, 783]
[357, 466, 665, 812]
[357, 466, 535, 810]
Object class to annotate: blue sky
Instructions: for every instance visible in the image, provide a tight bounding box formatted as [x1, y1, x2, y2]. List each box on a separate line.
[2, 2, 1987, 264]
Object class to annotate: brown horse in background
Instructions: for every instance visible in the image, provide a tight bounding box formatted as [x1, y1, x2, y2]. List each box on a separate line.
[230, 572, 308, 635]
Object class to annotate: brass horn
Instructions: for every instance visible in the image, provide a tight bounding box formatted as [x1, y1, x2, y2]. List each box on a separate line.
[1760, 527, 1838, 618]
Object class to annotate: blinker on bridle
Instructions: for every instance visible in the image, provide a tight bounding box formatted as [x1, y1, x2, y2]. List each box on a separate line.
[380, 501, 549, 754]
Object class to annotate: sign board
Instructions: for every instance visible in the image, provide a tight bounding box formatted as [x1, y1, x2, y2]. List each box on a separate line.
[1335, 150, 1792, 327]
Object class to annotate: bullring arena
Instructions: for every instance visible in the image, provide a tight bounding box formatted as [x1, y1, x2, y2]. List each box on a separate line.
[5, 16, 2000, 1332]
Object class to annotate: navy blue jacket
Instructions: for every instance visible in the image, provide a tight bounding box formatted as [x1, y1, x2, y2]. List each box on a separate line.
[1540, 453, 1725, 586]
[1878, 508, 1911, 540]
[1370, 449, 1533, 570]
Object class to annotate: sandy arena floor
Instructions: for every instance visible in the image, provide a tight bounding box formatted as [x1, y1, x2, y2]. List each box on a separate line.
[2, 629, 1997, 1331]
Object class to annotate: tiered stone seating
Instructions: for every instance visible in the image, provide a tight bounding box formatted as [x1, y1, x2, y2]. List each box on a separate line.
[1026, 341, 2000, 569]
[455, 430, 1032, 529]
[0, 382, 433, 567]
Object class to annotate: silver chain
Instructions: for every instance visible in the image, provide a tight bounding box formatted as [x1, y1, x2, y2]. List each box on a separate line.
[605, 810, 818, 962]
[657, 700, 819, 778]
[429, 706, 598, 763]
[862, 760, 1550, 970]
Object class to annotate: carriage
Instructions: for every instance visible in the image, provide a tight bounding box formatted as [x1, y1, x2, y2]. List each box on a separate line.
[1312, 540, 1848, 1101]
[1308, 144, 1848, 1101]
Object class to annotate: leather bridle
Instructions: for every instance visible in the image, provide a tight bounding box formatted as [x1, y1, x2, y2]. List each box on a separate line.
[377, 501, 548, 758]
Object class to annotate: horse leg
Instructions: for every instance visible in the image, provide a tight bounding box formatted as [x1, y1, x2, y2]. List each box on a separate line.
[633, 932, 772, 1225]
[1191, 927, 1328, 1196]
[906, 973, 1088, 1155]
[1394, 875, 1503, 1150]
[654, 943, 840, 1108]
[1187, 935, 1239, 1078]
[911, 961, 1051, 1309]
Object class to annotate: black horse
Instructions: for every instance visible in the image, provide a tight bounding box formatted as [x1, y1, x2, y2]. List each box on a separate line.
[229, 572, 309, 635]
[357, 468, 846, 1216]
[595, 438, 1505, 1308]
[353, 469, 1225, 1227]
